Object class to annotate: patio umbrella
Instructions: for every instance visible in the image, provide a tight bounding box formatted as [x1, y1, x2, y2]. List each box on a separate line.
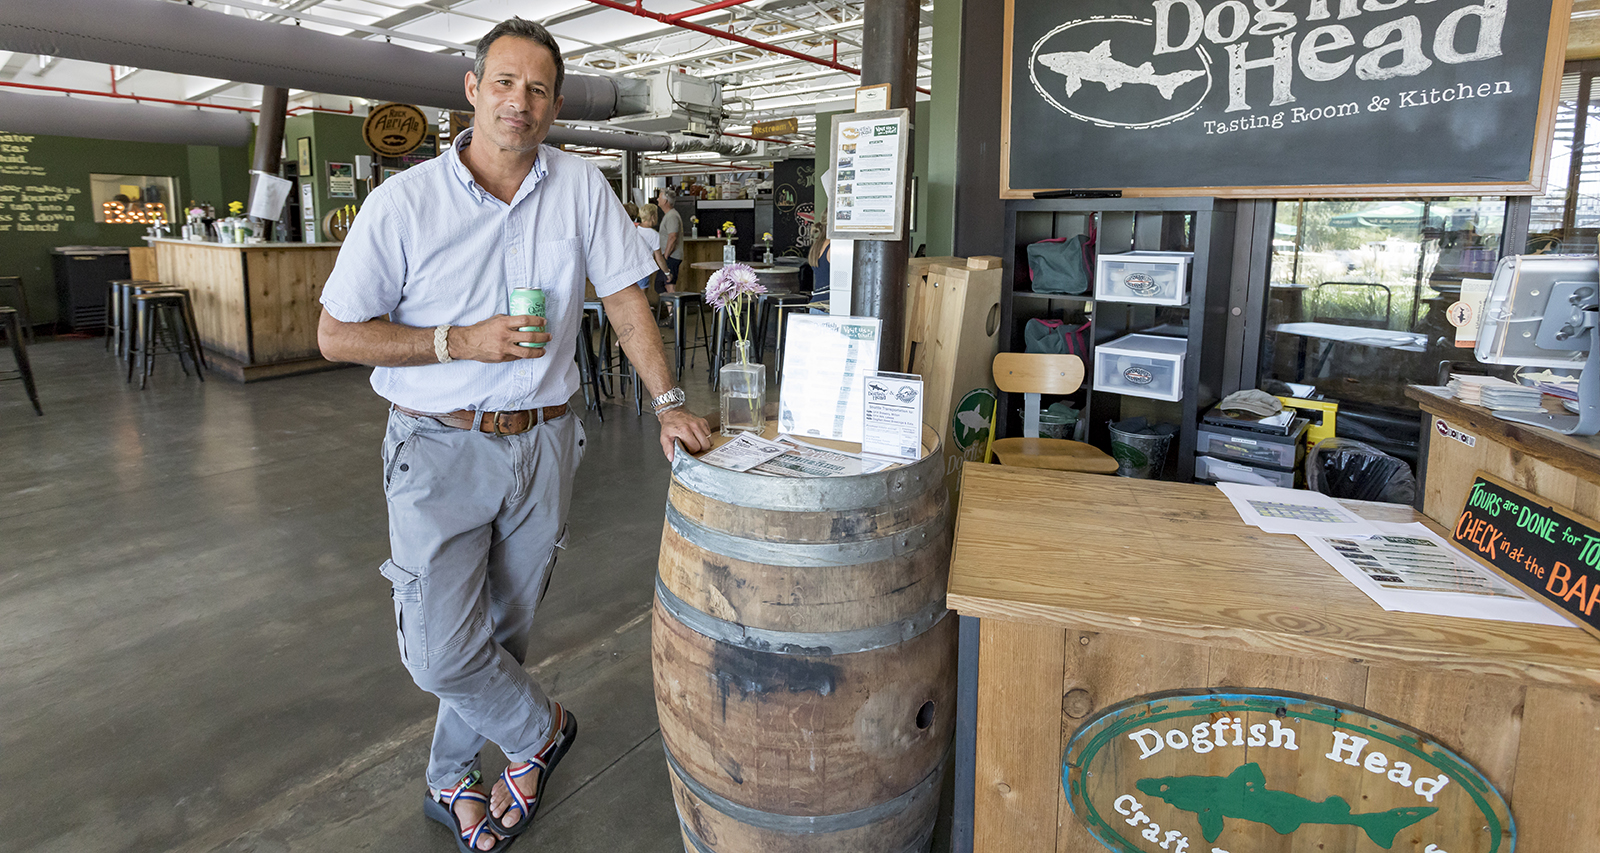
[1328, 202, 1451, 229]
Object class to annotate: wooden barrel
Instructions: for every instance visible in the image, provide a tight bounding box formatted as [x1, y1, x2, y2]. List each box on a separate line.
[653, 428, 955, 853]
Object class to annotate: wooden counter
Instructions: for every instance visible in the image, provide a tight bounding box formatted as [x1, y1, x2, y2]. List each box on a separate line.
[152, 239, 343, 382]
[947, 465, 1600, 853]
[681, 237, 726, 293]
[1408, 384, 1600, 528]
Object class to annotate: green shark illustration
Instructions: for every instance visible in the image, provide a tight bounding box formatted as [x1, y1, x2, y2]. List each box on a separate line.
[1135, 763, 1437, 848]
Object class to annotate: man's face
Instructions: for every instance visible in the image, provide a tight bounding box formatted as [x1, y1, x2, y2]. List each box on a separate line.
[657, 191, 671, 209]
[465, 36, 564, 155]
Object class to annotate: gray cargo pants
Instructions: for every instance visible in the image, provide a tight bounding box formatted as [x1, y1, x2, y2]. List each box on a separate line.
[378, 406, 585, 793]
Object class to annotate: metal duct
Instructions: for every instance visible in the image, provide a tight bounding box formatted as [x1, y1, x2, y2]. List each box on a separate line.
[0, 0, 621, 119]
[665, 134, 760, 156]
[0, 89, 255, 147]
[545, 125, 670, 153]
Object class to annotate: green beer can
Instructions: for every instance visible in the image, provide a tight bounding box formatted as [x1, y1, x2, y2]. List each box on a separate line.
[508, 286, 545, 348]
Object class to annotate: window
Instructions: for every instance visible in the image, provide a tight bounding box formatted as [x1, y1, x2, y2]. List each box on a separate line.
[1530, 64, 1600, 255]
[89, 174, 177, 225]
[1261, 197, 1512, 462]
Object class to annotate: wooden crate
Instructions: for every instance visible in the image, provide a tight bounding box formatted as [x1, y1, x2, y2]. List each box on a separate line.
[903, 256, 1004, 513]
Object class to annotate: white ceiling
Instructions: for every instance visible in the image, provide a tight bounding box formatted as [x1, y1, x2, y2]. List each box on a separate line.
[0, 0, 934, 171]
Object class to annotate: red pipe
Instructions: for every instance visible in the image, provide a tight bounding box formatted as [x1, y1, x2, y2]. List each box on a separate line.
[108, 65, 118, 97]
[0, 81, 356, 116]
[663, 0, 761, 23]
[0, 80, 258, 112]
[572, 0, 928, 95]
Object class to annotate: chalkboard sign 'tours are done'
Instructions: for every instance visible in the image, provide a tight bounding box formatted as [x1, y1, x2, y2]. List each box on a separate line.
[1002, 0, 1572, 196]
[1452, 472, 1600, 641]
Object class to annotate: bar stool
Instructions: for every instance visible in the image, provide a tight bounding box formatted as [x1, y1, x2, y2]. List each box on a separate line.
[0, 276, 33, 345]
[0, 306, 42, 415]
[106, 279, 157, 359]
[659, 291, 709, 383]
[592, 310, 644, 416]
[754, 291, 809, 363]
[129, 290, 206, 389]
[576, 308, 604, 423]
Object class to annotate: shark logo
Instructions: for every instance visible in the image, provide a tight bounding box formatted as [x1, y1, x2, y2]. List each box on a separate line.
[1039, 41, 1205, 100]
[1136, 763, 1437, 848]
[1028, 17, 1212, 130]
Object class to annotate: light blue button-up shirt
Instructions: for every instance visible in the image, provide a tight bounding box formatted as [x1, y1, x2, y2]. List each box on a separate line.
[321, 128, 655, 413]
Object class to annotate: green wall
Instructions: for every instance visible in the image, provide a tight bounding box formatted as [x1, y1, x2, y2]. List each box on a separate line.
[924, 0, 962, 258]
[286, 112, 375, 238]
[0, 130, 248, 326]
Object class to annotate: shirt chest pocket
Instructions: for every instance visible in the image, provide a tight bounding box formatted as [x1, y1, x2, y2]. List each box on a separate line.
[535, 236, 582, 293]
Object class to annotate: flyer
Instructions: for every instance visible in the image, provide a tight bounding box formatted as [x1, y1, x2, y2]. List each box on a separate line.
[750, 436, 896, 478]
[327, 161, 356, 198]
[778, 315, 881, 443]
[861, 371, 923, 460]
[1301, 522, 1572, 625]
[1216, 481, 1381, 538]
[830, 113, 905, 234]
[696, 432, 788, 473]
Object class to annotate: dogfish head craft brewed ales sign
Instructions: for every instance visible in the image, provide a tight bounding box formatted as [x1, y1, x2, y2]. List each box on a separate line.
[1003, 0, 1568, 195]
[1063, 692, 1513, 853]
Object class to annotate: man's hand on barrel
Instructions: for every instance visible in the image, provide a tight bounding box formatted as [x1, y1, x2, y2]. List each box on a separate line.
[659, 408, 712, 462]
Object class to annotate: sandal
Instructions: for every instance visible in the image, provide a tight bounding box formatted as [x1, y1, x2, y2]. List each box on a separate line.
[424, 770, 513, 853]
[496, 702, 579, 836]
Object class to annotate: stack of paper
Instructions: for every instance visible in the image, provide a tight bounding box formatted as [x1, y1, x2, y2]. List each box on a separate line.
[1449, 375, 1544, 411]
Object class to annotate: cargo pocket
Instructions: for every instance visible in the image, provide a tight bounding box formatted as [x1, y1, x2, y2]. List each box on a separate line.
[379, 560, 427, 670]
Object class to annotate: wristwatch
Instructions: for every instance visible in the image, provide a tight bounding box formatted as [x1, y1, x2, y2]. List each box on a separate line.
[651, 387, 686, 416]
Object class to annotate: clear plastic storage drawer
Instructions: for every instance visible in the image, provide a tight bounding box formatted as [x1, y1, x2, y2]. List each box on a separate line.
[1093, 334, 1187, 402]
[1196, 455, 1298, 488]
[1196, 426, 1303, 469]
[1095, 251, 1193, 306]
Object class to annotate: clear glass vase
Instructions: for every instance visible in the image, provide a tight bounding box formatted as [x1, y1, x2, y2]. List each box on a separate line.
[720, 340, 765, 437]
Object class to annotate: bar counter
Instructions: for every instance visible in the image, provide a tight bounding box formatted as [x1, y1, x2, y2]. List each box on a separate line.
[946, 465, 1600, 853]
[151, 239, 344, 382]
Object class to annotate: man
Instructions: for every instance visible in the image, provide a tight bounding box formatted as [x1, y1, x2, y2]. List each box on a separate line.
[317, 17, 711, 852]
[656, 188, 684, 291]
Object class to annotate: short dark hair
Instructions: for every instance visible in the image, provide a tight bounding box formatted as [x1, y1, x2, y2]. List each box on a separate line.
[474, 17, 565, 99]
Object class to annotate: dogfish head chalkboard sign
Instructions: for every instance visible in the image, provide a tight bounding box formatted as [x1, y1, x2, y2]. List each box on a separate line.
[1003, 0, 1571, 197]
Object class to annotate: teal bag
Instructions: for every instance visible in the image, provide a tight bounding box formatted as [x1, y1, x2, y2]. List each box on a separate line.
[1027, 235, 1091, 294]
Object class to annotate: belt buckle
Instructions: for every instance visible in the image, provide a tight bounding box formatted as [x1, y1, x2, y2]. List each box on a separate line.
[489, 411, 512, 436]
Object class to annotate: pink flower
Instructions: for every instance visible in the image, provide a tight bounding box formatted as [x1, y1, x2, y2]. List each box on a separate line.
[705, 263, 766, 309]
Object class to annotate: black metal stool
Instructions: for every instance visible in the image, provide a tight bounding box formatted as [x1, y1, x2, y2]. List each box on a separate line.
[0, 276, 32, 345]
[754, 292, 809, 363]
[107, 279, 158, 359]
[0, 306, 42, 415]
[591, 308, 644, 415]
[129, 290, 206, 389]
[576, 308, 604, 423]
[659, 291, 709, 384]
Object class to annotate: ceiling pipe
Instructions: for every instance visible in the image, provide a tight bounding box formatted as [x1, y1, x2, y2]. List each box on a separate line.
[569, 0, 929, 95]
[591, 0, 932, 96]
[0, 87, 255, 147]
[0, 0, 626, 118]
[0, 80, 353, 116]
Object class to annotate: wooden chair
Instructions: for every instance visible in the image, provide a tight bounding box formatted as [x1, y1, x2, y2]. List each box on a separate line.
[990, 353, 1118, 473]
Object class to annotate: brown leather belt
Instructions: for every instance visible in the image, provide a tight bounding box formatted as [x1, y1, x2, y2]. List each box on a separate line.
[394, 404, 568, 436]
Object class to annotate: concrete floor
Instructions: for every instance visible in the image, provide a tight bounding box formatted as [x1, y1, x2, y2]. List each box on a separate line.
[1, 332, 723, 852]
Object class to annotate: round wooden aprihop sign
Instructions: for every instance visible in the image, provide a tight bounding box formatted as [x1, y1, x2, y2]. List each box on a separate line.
[1063, 691, 1513, 853]
[362, 103, 428, 157]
